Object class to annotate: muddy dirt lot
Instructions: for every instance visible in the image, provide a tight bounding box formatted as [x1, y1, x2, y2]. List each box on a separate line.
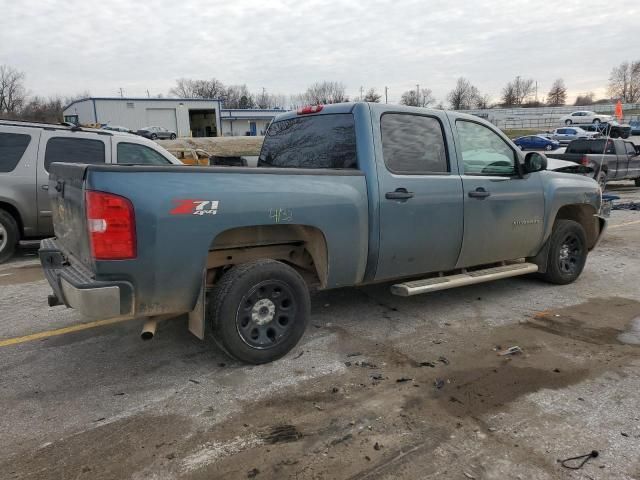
[1, 183, 639, 480]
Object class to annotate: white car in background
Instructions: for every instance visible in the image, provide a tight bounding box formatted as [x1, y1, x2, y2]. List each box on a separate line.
[559, 110, 613, 125]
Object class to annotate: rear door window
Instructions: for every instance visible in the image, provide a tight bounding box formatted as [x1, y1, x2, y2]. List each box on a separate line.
[258, 114, 357, 169]
[45, 137, 106, 170]
[117, 142, 172, 165]
[0, 132, 31, 172]
[380, 113, 448, 174]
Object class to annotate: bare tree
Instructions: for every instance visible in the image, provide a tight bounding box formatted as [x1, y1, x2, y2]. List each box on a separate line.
[608, 60, 640, 103]
[363, 88, 382, 103]
[547, 79, 567, 106]
[574, 92, 595, 106]
[298, 81, 349, 105]
[447, 78, 479, 110]
[501, 76, 535, 107]
[224, 84, 255, 109]
[254, 90, 287, 109]
[0, 65, 27, 114]
[475, 94, 492, 109]
[400, 88, 435, 107]
[169, 78, 225, 98]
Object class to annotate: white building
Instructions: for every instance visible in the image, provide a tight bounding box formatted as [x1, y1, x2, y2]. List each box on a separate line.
[220, 109, 285, 136]
[63, 97, 224, 137]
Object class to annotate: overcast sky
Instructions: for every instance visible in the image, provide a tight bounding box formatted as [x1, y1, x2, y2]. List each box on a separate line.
[1, 0, 638, 105]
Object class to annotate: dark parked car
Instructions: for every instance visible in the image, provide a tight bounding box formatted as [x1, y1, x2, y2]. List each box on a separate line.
[629, 120, 640, 135]
[136, 126, 177, 140]
[575, 121, 631, 139]
[513, 135, 560, 151]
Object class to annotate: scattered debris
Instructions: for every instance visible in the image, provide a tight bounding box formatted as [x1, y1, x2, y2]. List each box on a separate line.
[621, 432, 629, 437]
[332, 387, 339, 393]
[113, 392, 125, 396]
[438, 356, 450, 365]
[329, 433, 353, 446]
[217, 362, 226, 368]
[247, 467, 260, 478]
[613, 202, 640, 211]
[365, 455, 371, 461]
[373, 442, 382, 451]
[346, 352, 362, 357]
[344, 361, 352, 367]
[370, 373, 383, 381]
[559, 450, 599, 470]
[497, 346, 523, 356]
[463, 472, 476, 479]
[553, 368, 561, 373]
[396, 377, 412, 383]
[293, 350, 304, 360]
[93, 417, 105, 423]
[188, 379, 200, 384]
[434, 378, 445, 389]
[262, 425, 303, 444]
[432, 339, 443, 344]
[357, 361, 378, 368]
[314, 404, 324, 411]
[449, 396, 463, 404]
[419, 361, 436, 368]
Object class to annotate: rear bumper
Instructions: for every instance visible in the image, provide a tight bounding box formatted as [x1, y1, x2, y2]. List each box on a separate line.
[39, 238, 134, 319]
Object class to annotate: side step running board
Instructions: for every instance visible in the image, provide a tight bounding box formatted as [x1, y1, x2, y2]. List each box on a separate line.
[390, 262, 539, 297]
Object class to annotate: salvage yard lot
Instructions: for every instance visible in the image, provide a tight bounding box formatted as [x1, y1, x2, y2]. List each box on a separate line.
[1, 184, 639, 479]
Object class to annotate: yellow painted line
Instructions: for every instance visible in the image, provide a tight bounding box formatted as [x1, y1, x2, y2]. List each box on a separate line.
[0, 316, 134, 348]
[609, 219, 640, 230]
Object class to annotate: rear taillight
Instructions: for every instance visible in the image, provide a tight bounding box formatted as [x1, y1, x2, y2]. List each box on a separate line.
[580, 155, 589, 166]
[297, 105, 323, 115]
[86, 190, 136, 260]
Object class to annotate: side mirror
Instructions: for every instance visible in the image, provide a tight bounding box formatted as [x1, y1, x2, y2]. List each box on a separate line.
[524, 152, 547, 173]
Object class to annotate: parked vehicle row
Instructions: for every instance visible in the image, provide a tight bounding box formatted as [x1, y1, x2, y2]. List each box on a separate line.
[102, 124, 178, 140]
[0, 120, 181, 262]
[39, 102, 606, 364]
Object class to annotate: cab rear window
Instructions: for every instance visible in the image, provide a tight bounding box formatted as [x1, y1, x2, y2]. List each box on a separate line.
[258, 114, 357, 169]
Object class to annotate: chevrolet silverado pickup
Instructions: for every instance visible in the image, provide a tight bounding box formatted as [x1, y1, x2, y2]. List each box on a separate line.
[547, 138, 640, 187]
[39, 102, 606, 364]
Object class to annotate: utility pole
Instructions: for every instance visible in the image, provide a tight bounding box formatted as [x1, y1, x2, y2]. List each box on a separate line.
[146, 89, 150, 98]
[119, 87, 124, 98]
[385, 86, 388, 104]
[416, 84, 420, 106]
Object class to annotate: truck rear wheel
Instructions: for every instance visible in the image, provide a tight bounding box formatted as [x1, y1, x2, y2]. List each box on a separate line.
[208, 259, 310, 364]
[0, 210, 19, 264]
[538, 220, 587, 285]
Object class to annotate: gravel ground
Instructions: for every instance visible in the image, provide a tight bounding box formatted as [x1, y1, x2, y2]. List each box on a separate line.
[0, 182, 639, 480]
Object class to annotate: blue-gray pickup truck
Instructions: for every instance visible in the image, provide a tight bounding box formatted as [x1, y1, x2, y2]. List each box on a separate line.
[39, 103, 606, 364]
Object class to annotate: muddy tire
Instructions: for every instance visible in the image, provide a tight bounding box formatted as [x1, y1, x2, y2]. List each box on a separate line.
[565, 119, 572, 125]
[170, 134, 176, 140]
[538, 220, 587, 285]
[208, 259, 310, 364]
[0, 209, 19, 264]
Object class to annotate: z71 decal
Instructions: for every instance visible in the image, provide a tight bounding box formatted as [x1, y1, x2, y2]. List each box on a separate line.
[170, 199, 219, 216]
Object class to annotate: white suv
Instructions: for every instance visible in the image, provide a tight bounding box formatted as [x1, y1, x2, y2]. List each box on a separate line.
[0, 120, 182, 262]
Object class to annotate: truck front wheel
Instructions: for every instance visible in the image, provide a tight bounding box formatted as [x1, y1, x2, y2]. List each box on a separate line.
[538, 220, 587, 285]
[208, 259, 310, 364]
[0, 210, 19, 264]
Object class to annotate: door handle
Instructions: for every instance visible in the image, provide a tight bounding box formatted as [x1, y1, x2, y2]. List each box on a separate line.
[385, 188, 414, 200]
[41, 185, 49, 191]
[468, 188, 490, 199]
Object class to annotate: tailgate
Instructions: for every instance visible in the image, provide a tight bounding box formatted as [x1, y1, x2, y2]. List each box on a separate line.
[49, 163, 93, 265]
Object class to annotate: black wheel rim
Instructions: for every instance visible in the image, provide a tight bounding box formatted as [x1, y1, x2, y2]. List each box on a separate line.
[236, 280, 297, 349]
[558, 233, 583, 275]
